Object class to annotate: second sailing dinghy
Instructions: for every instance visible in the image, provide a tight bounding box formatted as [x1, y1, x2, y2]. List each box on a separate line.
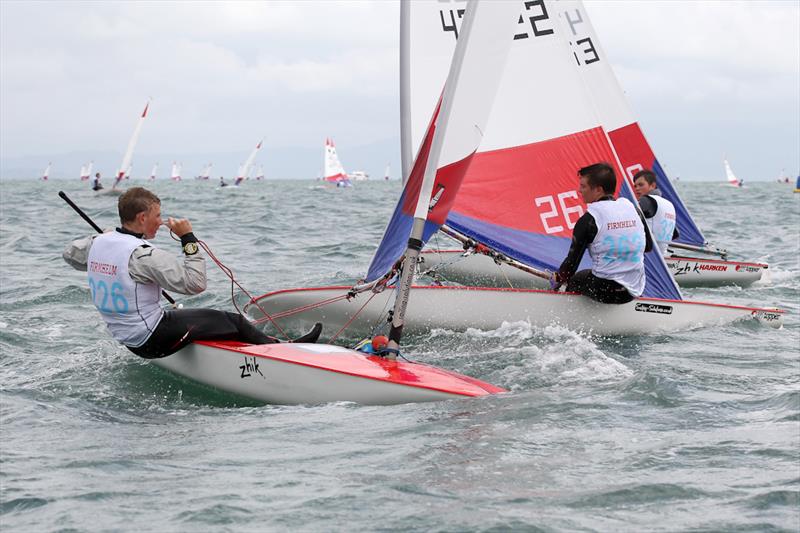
[150, 0, 520, 405]
[418, 0, 767, 288]
[248, 0, 784, 338]
[108, 101, 149, 194]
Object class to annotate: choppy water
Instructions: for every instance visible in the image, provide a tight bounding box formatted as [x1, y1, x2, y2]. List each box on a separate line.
[1, 179, 798, 531]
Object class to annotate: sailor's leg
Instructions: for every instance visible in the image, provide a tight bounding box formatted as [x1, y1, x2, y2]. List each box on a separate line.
[566, 270, 633, 304]
[129, 308, 276, 359]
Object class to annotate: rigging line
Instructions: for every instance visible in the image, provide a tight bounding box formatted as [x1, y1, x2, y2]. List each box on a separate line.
[250, 293, 351, 324]
[327, 290, 379, 344]
[167, 229, 288, 338]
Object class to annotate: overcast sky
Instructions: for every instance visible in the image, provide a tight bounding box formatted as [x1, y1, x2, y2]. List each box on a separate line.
[1, 0, 798, 181]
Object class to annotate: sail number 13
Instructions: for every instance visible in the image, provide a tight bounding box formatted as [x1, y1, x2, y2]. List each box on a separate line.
[534, 192, 584, 234]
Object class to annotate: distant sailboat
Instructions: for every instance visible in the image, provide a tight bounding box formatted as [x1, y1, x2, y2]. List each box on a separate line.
[42, 162, 51, 181]
[150, 163, 158, 181]
[384, 164, 391, 181]
[724, 157, 742, 187]
[80, 161, 93, 181]
[234, 139, 262, 187]
[254, 164, 264, 180]
[170, 161, 182, 181]
[777, 168, 789, 183]
[196, 163, 212, 180]
[114, 101, 149, 190]
[323, 138, 352, 187]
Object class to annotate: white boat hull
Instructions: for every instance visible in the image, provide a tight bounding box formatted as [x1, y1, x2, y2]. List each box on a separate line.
[150, 340, 504, 406]
[247, 286, 784, 338]
[419, 250, 766, 288]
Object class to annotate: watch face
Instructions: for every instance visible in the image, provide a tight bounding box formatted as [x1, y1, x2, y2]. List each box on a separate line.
[184, 242, 199, 255]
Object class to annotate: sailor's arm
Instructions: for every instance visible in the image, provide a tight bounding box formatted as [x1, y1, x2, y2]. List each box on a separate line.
[129, 236, 207, 295]
[62, 234, 97, 271]
[638, 196, 657, 218]
[637, 209, 654, 253]
[555, 212, 596, 285]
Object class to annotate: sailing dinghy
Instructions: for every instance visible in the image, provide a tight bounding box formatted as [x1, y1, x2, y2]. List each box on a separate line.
[110, 101, 149, 193]
[409, 0, 767, 288]
[323, 138, 352, 187]
[230, 140, 262, 187]
[724, 157, 743, 188]
[42, 162, 51, 181]
[170, 161, 182, 181]
[248, 0, 784, 338]
[148, 0, 520, 405]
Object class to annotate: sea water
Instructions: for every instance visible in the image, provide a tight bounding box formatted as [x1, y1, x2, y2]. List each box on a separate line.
[1, 179, 798, 531]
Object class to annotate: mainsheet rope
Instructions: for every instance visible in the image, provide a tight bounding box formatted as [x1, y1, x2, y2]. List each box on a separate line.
[172, 231, 386, 343]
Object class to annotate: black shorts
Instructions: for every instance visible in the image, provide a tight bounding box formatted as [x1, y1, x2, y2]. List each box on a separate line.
[129, 308, 276, 359]
[565, 269, 634, 304]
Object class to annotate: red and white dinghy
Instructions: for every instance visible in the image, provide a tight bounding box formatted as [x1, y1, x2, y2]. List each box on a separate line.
[419, 250, 768, 288]
[151, 341, 504, 406]
[246, 286, 784, 338]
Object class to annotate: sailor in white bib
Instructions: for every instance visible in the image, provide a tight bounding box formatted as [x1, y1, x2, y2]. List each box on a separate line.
[551, 163, 652, 304]
[64, 187, 323, 358]
[633, 169, 678, 255]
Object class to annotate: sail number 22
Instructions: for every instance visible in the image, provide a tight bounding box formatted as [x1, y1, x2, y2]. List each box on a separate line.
[535, 192, 584, 234]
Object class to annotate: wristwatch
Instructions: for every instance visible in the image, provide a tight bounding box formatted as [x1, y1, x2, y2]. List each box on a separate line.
[183, 242, 199, 256]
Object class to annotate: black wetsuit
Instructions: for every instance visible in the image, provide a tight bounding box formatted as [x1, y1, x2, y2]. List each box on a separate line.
[555, 196, 653, 304]
[129, 308, 278, 359]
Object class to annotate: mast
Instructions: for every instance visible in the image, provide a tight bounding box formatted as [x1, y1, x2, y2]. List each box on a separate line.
[386, 0, 516, 352]
[399, 1, 412, 186]
[238, 139, 262, 181]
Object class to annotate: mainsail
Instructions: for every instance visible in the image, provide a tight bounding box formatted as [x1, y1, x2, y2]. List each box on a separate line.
[366, 0, 518, 284]
[81, 161, 93, 181]
[115, 101, 149, 187]
[42, 162, 51, 181]
[400, 0, 681, 300]
[553, 0, 706, 247]
[150, 163, 158, 181]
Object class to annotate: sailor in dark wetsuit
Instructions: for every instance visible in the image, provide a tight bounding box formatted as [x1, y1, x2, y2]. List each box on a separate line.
[92, 172, 104, 191]
[632, 169, 678, 256]
[550, 163, 653, 304]
[63, 187, 321, 359]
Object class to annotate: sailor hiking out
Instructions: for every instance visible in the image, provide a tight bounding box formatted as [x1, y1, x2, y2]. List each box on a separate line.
[63, 187, 321, 358]
[550, 163, 653, 304]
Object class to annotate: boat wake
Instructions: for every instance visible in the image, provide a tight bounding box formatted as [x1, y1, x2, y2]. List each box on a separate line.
[420, 321, 633, 392]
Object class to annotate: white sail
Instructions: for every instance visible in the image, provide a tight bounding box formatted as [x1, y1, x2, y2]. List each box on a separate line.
[724, 157, 740, 187]
[384, 163, 391, 180]
[116, 101, 149, 186]
[42, 162, 51, 181]
[79, 164, 87, 181]
[86, 161, 93, 181]
[150, 163, 158, 180]
[254, 164, 264, 180]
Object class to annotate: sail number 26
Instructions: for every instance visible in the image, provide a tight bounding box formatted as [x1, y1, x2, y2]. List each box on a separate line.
[534, 192, 584, 234]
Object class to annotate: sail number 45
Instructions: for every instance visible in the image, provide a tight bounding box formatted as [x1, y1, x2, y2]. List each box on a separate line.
[535, 192, 584, 234]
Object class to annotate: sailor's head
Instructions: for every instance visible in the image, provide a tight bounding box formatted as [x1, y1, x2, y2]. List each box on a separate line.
[95, 172, 100, 178]
[633, 169, 657, 199]
[119, 187, 162, 239]
[578, 162, 615, 204]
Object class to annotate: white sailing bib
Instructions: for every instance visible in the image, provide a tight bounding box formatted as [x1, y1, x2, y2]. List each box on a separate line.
[87, 232, 163, 347]
[646, 195, 676, 255]
[587, 198, 646, 297]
